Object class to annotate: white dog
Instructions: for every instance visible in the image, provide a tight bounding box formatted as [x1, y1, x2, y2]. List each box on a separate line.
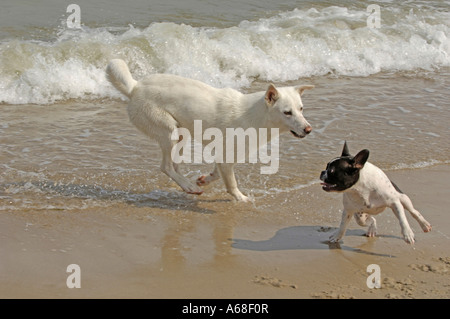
[106, 59, 313, 201]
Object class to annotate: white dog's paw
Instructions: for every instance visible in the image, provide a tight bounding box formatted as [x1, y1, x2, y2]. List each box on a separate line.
[403, 230, 415, 245]
[197, 172, 220, 187]
[196, 175, 214, 186]
[230, 191, 253, 203]
[183, 183, 204, 195]
[236, 194, 251, 202]
[196, 175, 209, 186]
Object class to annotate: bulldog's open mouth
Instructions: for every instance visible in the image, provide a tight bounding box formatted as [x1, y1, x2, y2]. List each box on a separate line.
[290, 130, 304, 138]
[320, 182, 337, 192]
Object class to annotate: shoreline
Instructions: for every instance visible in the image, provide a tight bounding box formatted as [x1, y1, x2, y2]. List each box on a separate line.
[1, 164, 449, 299]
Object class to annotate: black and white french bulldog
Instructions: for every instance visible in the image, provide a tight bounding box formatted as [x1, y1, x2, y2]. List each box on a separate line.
[320, 142, 432, 244]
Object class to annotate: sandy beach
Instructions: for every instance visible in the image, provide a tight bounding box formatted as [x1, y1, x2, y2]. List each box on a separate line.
[1, 164, 448, 299]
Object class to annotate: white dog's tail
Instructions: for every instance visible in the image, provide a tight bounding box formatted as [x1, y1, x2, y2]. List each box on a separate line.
[106, 59, 137, 98]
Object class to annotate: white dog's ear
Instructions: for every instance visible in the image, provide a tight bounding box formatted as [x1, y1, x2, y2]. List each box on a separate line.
[265, 84, 279, 106]
[297, 85, 315, 96]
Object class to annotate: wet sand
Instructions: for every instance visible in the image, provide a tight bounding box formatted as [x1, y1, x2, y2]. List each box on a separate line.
[1, 164, 449, 299]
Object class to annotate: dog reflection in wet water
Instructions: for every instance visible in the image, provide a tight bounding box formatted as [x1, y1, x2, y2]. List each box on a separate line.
[320, 142, 432, 244]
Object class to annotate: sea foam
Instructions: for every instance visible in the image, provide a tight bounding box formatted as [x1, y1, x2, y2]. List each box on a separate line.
[0, 6, 449, 104]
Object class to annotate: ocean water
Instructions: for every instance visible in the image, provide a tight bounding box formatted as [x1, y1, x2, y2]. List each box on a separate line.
[1, 0, 449, 211]
[1, 0, 450, 103]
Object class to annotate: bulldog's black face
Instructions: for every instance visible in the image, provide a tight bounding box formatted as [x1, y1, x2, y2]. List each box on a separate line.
[320, 157, 360, 192]
[319, 142, 369, 192]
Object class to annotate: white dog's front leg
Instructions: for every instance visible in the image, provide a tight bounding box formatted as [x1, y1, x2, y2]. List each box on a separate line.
[330, 209, 352, 243]
[217, 163, 250, 202]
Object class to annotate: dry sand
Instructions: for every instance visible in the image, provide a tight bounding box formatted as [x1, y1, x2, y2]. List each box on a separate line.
[1, 164, 449, 299]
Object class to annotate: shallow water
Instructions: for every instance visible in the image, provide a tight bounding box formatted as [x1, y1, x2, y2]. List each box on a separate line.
[1, 74, 449, 212]
[1, 0, 449, 212]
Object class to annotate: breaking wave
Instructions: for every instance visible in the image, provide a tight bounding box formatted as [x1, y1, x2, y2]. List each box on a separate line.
[1, 5, 449, 104]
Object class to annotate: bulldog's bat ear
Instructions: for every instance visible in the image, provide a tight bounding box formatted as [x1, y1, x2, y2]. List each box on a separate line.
[353, 149, 370, 169]
[341, 141, 351, 157]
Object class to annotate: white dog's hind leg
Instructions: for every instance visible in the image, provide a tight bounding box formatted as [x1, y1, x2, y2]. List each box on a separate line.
[354, 212, 377, 237]
[159, 136, 204, 195]
[197, 164, 220, 186]
[173, 162, 180, 174]
[216, 163, 250, 202]
[399, 194, 432, 233]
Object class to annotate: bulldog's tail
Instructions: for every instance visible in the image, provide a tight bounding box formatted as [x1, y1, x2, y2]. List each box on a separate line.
[106, 59, 137, 98]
